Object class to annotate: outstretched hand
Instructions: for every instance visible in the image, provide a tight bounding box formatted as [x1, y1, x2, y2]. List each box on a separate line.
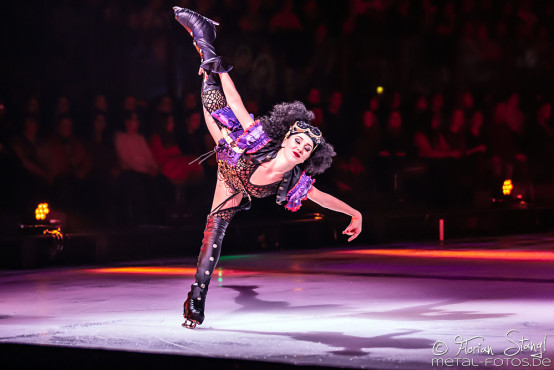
[343, 213, 362, 242]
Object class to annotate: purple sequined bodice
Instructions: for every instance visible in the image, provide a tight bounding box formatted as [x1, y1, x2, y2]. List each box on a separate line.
[218, 156, 280, 199]
[211, 106, 315, 211]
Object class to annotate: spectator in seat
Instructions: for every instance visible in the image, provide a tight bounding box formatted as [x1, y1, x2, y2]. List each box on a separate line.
[528, 102, 554, 183]
[11, 115, 52, 205]
[444, 108, 466, 158]
[42, 115, 91, 210]
[150, 113, 203, 186]
[465, 110, 490, 192]
[114, 112, 158, 224]
[86, 113, 119, 224]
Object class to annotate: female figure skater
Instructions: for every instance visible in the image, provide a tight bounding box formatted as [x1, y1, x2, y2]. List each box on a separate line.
[173, 7, 363, 329]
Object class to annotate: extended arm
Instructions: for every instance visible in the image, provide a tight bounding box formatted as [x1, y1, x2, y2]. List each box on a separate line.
[307, 186, 363, 242]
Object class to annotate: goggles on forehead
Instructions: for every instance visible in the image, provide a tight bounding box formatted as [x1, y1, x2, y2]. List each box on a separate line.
[285, 121, 322, 148]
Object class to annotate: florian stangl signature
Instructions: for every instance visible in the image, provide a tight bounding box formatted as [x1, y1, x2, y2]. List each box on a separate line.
[453, 335, 495, 356]
[435, 329, 548, 359]
[504, 329, 548, 359]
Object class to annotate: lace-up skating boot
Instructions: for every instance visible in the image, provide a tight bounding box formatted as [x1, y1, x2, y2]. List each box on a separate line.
[173, 6, 232, 74]
[182, 215, 230, 328]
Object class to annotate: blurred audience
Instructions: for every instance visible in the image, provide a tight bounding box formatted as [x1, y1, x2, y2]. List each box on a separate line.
[150, 113, 204, 214]
[85, 112, 119, 224]
[42, 115, 91, 210]
[12, 116, 51, 185]
[150, 113, 203, 185]
[4, 0, 554, 223]
[11, 116, 51, 208]
[114, 112, 158, 225]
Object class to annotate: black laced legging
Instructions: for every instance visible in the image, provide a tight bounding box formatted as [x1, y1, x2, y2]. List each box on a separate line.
[202, 88, 227, 114]
[201, 72, 240, 221]
[201, 71, 228, 114]
[210, 206, 241, 222]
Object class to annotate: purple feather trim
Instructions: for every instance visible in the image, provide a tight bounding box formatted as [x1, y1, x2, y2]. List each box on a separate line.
[211, 107, 255, 131]
[284, 172, 315, 212]
[241, 123, 271, 153]
[215, 120, 270, 165]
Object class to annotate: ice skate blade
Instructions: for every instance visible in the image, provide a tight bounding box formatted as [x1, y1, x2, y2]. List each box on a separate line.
[182, 318, 198, 329]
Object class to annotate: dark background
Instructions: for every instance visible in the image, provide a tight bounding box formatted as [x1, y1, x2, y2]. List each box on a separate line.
[2, 0, 554, 248]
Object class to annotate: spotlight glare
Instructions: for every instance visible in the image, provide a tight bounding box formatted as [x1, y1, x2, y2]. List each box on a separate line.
[34, 202, 50, 221]
[502, 179, 513, 196]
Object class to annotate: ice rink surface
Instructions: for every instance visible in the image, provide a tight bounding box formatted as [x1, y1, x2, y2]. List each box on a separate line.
[1, 234, 554, 369]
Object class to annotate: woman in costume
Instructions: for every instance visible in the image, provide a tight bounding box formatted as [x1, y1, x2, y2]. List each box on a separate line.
[173, 7, 363, 329]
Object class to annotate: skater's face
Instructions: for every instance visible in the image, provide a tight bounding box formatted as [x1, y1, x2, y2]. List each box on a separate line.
[283, 133, 313, 164]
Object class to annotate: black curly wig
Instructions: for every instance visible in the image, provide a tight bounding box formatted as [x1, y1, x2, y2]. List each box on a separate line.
[259, 101, 336, 176]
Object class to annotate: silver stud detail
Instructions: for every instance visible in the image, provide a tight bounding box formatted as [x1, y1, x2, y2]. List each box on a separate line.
[200, 284, 205, 288]
[213, 244, 217, 248]
[205, 271, 210, 275]
[209, 257, 214, 261]
[197, 297, 202, 300]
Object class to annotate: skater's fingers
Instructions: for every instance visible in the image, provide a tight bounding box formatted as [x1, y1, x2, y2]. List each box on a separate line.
[343, 216, 362, 241]
[342, 226, 353, 235]
[198, 67, 204, 75]
[344, 218, 362, 234]
[343, 227, 356, 234]
[348, 233, 359, 242]
[347, 228, 361, 242]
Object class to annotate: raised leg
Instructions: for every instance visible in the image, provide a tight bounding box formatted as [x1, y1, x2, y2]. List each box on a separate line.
[173, 6, 232, 74]
[202, 82, 228, 113]
[173, 6, 233, 111]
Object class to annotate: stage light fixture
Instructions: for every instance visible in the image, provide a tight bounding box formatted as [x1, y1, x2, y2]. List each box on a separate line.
[20, 202, 66, 262]
[376, 86, 384, 94]
[35, 202, 50, 220]
[502, 179, 513, 196]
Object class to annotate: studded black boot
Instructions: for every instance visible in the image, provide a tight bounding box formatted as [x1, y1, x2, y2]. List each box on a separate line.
[182, 214, 230, 328]
[173, 6, 232, 74]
